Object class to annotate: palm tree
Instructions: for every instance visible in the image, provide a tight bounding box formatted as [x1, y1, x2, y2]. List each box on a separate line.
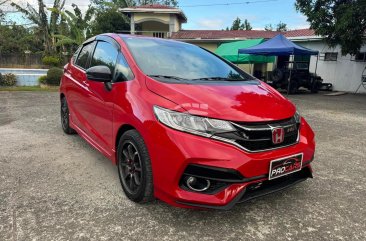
[53, 4, 95, 48]
[11, 0, 65, 54]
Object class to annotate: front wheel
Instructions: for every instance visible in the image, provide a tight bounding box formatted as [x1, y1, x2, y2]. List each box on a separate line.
[117, 130, 154, 203]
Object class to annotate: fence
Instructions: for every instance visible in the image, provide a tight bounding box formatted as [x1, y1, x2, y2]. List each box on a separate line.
[0, 53, 69, 69]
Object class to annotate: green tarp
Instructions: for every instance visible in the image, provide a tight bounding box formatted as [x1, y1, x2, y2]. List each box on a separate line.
[215, 39, 275, 64]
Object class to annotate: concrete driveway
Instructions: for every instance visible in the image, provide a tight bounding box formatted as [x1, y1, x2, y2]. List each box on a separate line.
[0, 91, 365, 241]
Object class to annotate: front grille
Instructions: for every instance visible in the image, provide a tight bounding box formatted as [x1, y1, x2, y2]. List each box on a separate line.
[215, 116, 299, 152]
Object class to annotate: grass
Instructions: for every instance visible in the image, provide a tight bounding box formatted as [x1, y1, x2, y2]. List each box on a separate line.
[0, 86, 59, 92]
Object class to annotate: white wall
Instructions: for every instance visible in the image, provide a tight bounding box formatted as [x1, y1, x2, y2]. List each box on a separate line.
[295, 40, 366, 93]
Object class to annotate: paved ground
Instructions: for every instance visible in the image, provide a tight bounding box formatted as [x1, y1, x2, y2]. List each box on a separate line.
[0, 91, 365, 241]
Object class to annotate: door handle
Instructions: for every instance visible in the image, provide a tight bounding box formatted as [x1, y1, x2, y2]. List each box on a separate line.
[82, 81, 90, 87]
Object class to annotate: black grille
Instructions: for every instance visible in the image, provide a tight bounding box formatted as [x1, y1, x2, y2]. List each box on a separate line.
[215, 116, 299, 152]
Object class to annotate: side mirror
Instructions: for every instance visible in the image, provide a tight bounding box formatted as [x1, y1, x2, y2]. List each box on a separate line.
[86, 66, 112, 82]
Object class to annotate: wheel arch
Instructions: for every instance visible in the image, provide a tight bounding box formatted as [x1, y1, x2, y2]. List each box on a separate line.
[114, 124, 136, 164]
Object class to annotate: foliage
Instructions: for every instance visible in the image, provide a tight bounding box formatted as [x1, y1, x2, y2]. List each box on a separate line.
[38, 75, 48, 85]
[0, 0, 8, 22]
[11, 0, 66, 54]
[276, 22, 288, 32]
[264, 24, 273, 31]
[0, 24, 43, 54]
[0, 73, 17, 86]
[42, 56, 61, 66]
[295, 0, 366, 55]
[229, 17, 252, 30]
[91, 9, 130, 35]
[53, 4, 95, 49]
[46, 67, 63, 85]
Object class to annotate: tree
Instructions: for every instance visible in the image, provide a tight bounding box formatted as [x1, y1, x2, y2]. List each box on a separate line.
[10, 0, 66, 54]
[241, 19, 252, 30]
[90, 0, 130, 35]
[0, 24, 43, 54]
[295, 0, 366, 55]
[91, 9, 130, 35]
[53, 4, 95, 49]
[229, 17, 252, 30]
[0, 0, 8, 23]
[264, 24, 273, 31]
[230, 17, 241, 30]
[276, 21, 288, 32]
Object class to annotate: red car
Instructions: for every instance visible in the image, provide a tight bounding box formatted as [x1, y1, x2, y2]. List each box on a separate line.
[60, 34, 315, 210]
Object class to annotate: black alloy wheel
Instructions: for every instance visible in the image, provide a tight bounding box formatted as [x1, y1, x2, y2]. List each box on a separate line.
[117, 130, 154, 203]
[119, 141, 143, 194]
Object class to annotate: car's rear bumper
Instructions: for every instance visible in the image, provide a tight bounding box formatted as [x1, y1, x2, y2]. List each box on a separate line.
[145, 117, 315, 210]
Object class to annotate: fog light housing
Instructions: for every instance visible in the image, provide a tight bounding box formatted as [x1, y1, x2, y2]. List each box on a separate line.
[185, 176, 211, 192]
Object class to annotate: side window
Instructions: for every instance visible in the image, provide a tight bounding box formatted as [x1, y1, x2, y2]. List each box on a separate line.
[72, 46, 81, 64]
[114, 53, 134, 82]
[90, 41, 118, 73]
[75, 42, 95, 69]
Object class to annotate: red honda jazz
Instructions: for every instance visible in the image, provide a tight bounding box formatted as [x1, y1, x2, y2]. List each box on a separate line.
[60, 34, 315, 210]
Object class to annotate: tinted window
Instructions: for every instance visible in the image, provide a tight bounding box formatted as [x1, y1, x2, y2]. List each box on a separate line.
[114, 53, 134, 82]
[124, 38, 253, 81]
[72, 46, 81, 64]
[75, 42, 95, 69]
[91, 41, 118, 73]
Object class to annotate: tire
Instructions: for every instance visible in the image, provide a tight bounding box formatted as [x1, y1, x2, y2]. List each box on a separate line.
[60, 97, 76, 135]
[288, 81, 298, 94]
[117, 130, 154, 203]
[271, 68, 284, 83]
[310, 78, 319, 93]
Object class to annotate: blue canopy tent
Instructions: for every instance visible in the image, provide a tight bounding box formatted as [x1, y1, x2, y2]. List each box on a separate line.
[238, 34, 319, 94]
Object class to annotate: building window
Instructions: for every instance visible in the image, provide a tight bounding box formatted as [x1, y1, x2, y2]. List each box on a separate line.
[153, 32, 165, 38]
[355, 52, 366, 62]
[324, 52, 338, 61]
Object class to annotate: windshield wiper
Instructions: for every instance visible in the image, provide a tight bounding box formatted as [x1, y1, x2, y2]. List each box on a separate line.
[148, 75, 187, 81]
[192, 77, 249, 81]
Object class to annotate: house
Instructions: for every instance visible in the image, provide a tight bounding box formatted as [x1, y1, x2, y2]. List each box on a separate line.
[121, 4, 366, 93]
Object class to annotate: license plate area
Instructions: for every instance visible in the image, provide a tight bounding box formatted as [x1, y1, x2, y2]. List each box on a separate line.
[269, 153, 303, 180]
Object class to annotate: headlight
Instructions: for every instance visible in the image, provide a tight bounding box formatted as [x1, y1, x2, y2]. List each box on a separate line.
[294, 111, 301, 124]
[153, 106, 235, 137]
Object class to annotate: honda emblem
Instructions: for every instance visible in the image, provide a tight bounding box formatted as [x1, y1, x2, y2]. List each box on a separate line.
[272, 128, 285, 144]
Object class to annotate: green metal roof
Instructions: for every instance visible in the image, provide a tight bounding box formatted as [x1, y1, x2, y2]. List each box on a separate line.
[215, 39, 275, 64]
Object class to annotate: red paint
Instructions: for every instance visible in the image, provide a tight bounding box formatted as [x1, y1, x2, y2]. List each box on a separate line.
[60, 34, 316, 209]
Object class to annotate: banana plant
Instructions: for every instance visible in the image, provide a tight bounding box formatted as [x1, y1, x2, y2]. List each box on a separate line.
[11, 0, 65, 54]
[52, 4, 95, 48]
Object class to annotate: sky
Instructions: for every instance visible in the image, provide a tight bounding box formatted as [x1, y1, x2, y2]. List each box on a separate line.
[4, 0, 310, 30]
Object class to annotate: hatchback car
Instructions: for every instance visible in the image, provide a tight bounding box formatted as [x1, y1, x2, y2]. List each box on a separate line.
[60, 34, 315, 210]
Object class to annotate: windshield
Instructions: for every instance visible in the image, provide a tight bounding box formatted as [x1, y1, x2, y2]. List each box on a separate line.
[123, 37, 254, 81]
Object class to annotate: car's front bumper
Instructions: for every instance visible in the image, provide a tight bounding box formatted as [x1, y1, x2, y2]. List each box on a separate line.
[145, 117, 315, 209]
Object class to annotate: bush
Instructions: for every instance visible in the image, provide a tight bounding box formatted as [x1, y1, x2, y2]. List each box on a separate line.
[38, 75, 48, 85]
[42, 56, 61, 67]
[0, 73, 17, 86]
[46, 67, 63, 85]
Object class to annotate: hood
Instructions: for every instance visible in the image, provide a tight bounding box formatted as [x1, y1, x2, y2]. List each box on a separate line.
[146, 77, 296, 122]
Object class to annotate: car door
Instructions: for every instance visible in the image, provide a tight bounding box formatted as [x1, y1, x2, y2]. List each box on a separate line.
[67, 41, 96, 131]
[80, 39, 119, 157]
